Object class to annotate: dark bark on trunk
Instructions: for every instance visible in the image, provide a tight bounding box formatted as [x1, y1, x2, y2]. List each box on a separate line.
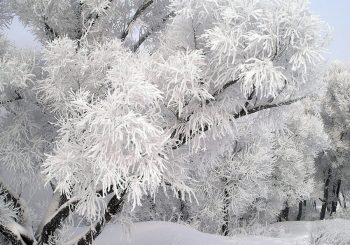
[39, 196, 78, 245]
[0, 182, 35, 244]
[0, 223, 34, 245]
[76, 190, 126, 245]
[278, 202, 289, 222]
[0, 182, 24, 222]
[297, 201, 303, 221]
[221, 185, 230, 236]
[0, 223, 23, 245]
[178, 191, 189, 222]
[342, 190, 347, 209]
[320, 168, 332, 220]
[303, 200, 306, 206]
[331, 179, 341, 214]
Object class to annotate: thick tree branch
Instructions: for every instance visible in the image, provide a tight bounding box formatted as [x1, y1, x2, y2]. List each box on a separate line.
[38, 195, 77, 245]
[0, 221, 34, 245]
[0, 223, 30, 245]
[37, 186, 114, 244]
[74, 190, 127, 245]
[0, 181, 24, 221]
[120, 0, 154, 41]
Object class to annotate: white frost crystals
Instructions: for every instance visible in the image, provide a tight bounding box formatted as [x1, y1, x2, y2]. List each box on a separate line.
[41, 39, 168, 221]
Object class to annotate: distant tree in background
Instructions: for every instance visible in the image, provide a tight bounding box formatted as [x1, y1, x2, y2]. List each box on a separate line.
[319, 62, 350, 220]
[0, 0, 334, 244]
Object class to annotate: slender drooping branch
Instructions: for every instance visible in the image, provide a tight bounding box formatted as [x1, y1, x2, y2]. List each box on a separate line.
[120, 0, 154, 41]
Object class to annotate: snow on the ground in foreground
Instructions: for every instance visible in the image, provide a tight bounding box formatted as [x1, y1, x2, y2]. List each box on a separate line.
[93, 219, 350, 245]
[94, 222, 231, 245]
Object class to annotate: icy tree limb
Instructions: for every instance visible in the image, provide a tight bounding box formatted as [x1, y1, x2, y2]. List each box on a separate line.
[37, 186, 115, 244]
[0, 180, 24, 222]
[38, 195, 77, 245]
[132, 11, 175, 52]
[171, 96, 306, 149]
[0, 219, 35, 245]
[120, 0, 154, 41]
[0, 223, 30, 245]
[78, 0, 114, 43]
[70, 190, 127, 245]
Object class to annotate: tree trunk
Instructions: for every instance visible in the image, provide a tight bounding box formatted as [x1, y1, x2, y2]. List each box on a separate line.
[177, 191, 189, 222]
[320, 168, 332, 220]
[278, 202, 289, 222]
[342, 190, 347, 209]
[331, 179, 341, 215]
[221, 183, 230, 236]
[296, 201, 303, 221]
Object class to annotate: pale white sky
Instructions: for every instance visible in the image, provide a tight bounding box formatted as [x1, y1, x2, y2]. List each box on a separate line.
[310, 0, 350, 62]
[3, 0, 350, 62]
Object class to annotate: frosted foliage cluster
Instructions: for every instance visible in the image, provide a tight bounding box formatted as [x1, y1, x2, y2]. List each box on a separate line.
[80, 0, 112, 14]
[272, 101, 330, 205]
[42, 38, 168, 220]
[0, 33, 34, 94]
[192, 141, 274, 233]
[323, 62, 350, 158]
[0, 0, 12, 28]
[12, 0, 171, 43]
[152, 0, 328, 155]
[0, 19, 41, 175]
[321, 62, 350, 184]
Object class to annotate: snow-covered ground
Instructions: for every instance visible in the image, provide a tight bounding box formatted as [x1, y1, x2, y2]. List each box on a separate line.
[93, 219, 350, 245]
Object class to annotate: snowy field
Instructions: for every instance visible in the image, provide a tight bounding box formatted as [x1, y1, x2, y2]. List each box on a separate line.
[93, 219, 350, 245]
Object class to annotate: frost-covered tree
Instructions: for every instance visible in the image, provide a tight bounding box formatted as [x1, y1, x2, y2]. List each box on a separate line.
[133, 0, 329, 234]
[319, 62, 350, 219]
[0, 0, 331, 244]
